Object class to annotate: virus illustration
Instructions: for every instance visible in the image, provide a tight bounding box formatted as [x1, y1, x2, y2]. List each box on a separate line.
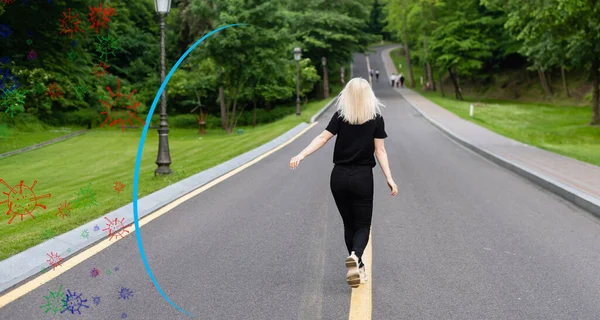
[0, 56, 9, 65]
[90, 267, 100, 278]
[59, 8, 84, 38]
[114, 266, 119, 272]
[0, 68, 21, 95]
[102, 216, 130, 240]
[2, 0, 16, 5]
[0, 24, 11, 38]
[92, 61, 110, 79]
[61, 289, 90, 315]
[88, 3, 116, 33]
[105, 268, 111, 275]
[67, 50, 77, 61]
[26, 38, 32, 46]
[72, 40, 78, 47]
[27, 49, 38, 60]
[41, 228, 55, 240]
[93, 224, 100, 231]
[32, 82, 46, 95]
[40, 284, 66, 316]
[73, 183, 97, 209]
[43, 100, 52, 110]
[113, 181, 125, 194]
[80, 228, 89, 239]
[92, 296, 100, 306]
[118, 286, 133, 300]
[56, 200, 72, 219]
[1, 88, 27, 117]
[1, 179, 51, 224]
[95, 33, 119, 61]
[46, 252, 63, 270]
[100, 78, 144, 132]
[67, 248, 71, 252]
[75, 84, 87, 99]
[46, 82, 63, 99]
[122, 312, 128, 318]
[0, 123, 9, 138]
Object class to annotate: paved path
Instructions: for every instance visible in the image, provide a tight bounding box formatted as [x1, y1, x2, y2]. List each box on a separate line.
[2, 46, 600, 319]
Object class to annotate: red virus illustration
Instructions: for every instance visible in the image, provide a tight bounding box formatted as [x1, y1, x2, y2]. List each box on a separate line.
[27, 49, 38, 60]
[1, 0, 15, 4]
[99, 78, 145, 132]
[59, 8, 84, 38]
[113, 181, 125, 194]
[88, 3, 116, 33]
[56, 200, 72, 219]
[47, 82, 63, 99]
[102, 216, 130, 240]
[1, 179, 51, 224]
[46, 252, 63, 270]
[90, 267, 100, 278]
[92, 61, 110, 79]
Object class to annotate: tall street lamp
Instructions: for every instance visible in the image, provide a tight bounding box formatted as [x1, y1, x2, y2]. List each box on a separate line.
[154, 0, 172, 176]
[294, 47, 302, 116]
[321, 56, 329, 99]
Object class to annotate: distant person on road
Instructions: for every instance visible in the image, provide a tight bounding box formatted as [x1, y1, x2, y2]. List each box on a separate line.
[370, 69, 373, 79]
[399, 73, 405, 88]
[375, 69, 379, 82]
[289, 78, 398, 288]
[390, 73, 396, 87]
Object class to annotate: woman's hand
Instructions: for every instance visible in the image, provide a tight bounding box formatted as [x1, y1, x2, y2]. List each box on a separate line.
[387, 179, 398, 196]
[289, 154, 305, 170]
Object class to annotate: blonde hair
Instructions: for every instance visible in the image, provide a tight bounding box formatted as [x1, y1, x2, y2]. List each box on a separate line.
[334, 77, 385, 125]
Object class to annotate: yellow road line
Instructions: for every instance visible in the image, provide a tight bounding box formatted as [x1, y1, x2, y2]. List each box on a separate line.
[0, 121, 319, 308]
[366, 55, 372, 85]
[349, 230, 373, 320]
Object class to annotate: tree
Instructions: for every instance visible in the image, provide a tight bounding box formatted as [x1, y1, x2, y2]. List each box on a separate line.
[383, 0, 416, 87]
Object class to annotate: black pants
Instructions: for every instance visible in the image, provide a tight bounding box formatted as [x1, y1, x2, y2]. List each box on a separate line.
[330, 164, 374, 268]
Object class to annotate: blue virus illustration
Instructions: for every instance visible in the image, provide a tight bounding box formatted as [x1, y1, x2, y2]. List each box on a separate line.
[80, 228, 89, 239]
[93, 224, 100, 231]
[118, 286, 133, 300]
[40, 284, 66, 316]
[74, 183, 97, 209]
[0, 68, 21, 95]
[114, 266, 119, 272]
[122, 312, 128, 318]
[72, 40, 78, 47]
[0, 24, 11, 39]
[92, 296, 100, 306]
[61, 289, 90, 315]
[90, 267, 100, 278]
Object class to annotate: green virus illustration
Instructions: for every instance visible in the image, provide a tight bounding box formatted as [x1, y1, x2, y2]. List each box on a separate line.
[26, 39, 32, 46]
[95, 33, 119, 61]
[80, 228, 89, 239]
[75, 84, 87, 99]
[41, 228, 55, 240]
[40, 284, 66, 316]
[1, 88, 27, 117]
[67, 50, 78, 61]
[32, 82, 46, 95]
[73, 183, 97, 209]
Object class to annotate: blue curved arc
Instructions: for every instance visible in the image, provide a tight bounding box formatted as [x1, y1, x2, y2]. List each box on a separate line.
[132, 23, 249, 318]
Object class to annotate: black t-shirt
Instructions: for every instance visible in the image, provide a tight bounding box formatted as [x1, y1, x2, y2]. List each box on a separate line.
[325, 111, 388, 167]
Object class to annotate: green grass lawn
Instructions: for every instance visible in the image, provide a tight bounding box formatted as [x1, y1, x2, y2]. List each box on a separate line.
[0, 126, 86, 154]
[389, 48, 600, 167]
[0, 98, 331, 261]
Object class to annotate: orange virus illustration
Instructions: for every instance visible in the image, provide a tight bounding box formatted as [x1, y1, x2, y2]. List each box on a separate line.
[99, 78, 145, 132]
[92, 61, 110, 79]
[47, 82, 63, 99]
[113, 181, 125, 194]
[46, 252, 63, 270]
[88, 3, 116, 33]
[102, 216, 130, 240]
[1, 179, 51, 224]
[59, 8, 84, 38]
[57, 200, 72, 219]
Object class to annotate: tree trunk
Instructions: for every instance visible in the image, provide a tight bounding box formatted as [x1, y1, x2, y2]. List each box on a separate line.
[538, 69, 553, 96]
[591, 57, 599, 125]
[421, 0, 435, 91]
[448, 68, 463, 100]
[252, 99, 257, 127]
[402, 12, 415, 88]
[322, 57, 329, 98]
[227, 81, 241, 132]
[218, 67, 227, 130]
[429, 65, 436, 90]
[561, 66, 570, 97]
[439, 72, 445, 97]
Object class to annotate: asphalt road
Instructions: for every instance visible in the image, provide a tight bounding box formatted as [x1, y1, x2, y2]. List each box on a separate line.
[2, 46, 600, 320]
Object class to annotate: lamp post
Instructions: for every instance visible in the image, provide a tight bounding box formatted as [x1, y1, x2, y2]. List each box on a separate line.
[321, 56, 329, 98]
[154, 0, 172, 176]
[294, 47, 302, 116]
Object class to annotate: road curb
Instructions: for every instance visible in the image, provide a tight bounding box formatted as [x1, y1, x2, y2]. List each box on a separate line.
[0, 129, 88, 159]
[0, 122, 310, 294]
[379, 48, 600, 218]
[310, 97, 337, 123]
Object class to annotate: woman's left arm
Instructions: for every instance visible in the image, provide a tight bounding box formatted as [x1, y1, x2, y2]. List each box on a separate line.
[289, 130, 334, 170]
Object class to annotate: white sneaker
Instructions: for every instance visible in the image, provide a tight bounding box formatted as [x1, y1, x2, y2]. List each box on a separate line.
[359, 266, 367, 284]
[345, 252, 360, 288]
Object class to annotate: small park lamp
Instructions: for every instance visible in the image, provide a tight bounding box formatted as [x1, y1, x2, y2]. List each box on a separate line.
[154, 0, 173, 175]
[294, 47, 302, 116]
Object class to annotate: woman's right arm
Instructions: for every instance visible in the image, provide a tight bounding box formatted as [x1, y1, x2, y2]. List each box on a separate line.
[375, 138, 398, 196]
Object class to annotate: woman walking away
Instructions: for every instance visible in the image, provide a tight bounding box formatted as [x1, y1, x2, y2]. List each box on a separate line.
[289, 78, 398, 288]
[399, 73, 405, 88]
